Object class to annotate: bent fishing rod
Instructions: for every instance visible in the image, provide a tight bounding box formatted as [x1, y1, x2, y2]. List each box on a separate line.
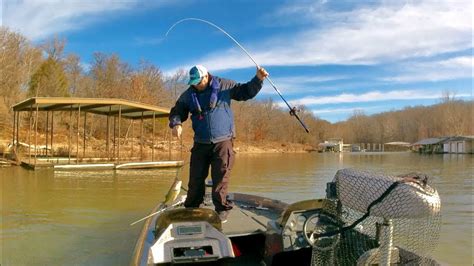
[165, 18, 310, 133]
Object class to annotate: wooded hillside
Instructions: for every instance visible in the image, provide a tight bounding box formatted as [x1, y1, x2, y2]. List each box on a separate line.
[1, 27, 472, 148]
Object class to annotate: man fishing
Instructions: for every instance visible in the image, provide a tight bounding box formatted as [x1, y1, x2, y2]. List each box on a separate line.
[169, 65, 268, 222]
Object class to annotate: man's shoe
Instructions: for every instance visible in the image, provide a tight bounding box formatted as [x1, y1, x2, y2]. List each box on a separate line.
[218, 211, 229, 223]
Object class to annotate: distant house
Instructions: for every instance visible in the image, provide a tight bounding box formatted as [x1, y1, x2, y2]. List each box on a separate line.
[442, 136, 474, 154]
[351, 144, 362, 152]
[342, 144, 352, 152]
[319, 138, 343, 152]
[412, 137, 449, 154]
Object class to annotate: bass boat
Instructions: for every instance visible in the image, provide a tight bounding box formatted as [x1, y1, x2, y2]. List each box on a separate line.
[130, 168, 441, 266]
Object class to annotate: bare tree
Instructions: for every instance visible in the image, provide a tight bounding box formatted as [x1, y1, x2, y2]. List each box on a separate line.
[90, 52, 131, 98]
[41, 36, 66, 61]
[164, 69, 187, 106]
[64, 54, 83, 96]
[0, 27, 41, 106]
[2, 27, 473, 148]
[440, 89, 457, 103]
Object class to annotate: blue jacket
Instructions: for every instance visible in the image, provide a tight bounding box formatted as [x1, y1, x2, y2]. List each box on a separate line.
[169, 75, 263, 143]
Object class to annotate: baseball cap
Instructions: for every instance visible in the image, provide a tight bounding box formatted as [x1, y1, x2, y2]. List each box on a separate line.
[188, 65, 208, 85]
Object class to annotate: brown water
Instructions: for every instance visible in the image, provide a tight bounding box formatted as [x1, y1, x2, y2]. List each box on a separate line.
[1, 152, 472, 265]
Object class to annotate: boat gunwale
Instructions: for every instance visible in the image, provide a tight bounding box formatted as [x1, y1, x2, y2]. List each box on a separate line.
[130, 203, 162, 266]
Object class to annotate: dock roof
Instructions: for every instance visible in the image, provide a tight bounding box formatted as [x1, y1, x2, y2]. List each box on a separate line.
[12, 97, 170, 119]
[412, 137, 448, 145]
[385, 141, 411, 146]
[443, 136, 474, 142]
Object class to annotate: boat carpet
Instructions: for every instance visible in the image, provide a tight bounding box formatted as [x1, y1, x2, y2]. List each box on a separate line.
[202, 204, 273, 237]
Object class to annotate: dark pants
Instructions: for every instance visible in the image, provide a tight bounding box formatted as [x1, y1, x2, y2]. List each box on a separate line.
[184, 139, 235, 212]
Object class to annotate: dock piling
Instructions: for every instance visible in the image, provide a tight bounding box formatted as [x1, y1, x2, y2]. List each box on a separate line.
[28, 105, 32, 164]
[83, 112, 87, 159]
[118, 105, 121, 164]
[34, 104, 38, 165]
[76, 105, 81, 163]
[12, 111, 16, 151]
[140, 112, 144, 160]
[45, 111, 49, 160]
[152, 112, 155, 161]
[51, 111, 54, 158]
[68, 106, 72, 164]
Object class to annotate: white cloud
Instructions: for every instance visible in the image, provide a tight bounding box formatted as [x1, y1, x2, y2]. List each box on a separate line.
[382, 56, 473, 82]
[311, 106, 388, 121]
[312, 106, 378, 114]
[273, 74, 350, 85]
[2, 0, 142, 41]
[188, 0, 472, 71]
[258, 74, 350, 95]
[287, 89, 471, 106]
[258, 56, 472, 96]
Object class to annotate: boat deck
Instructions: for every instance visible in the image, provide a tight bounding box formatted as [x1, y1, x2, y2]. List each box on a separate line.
[221, 205, 273, 236]
[204, 193, 286, 237]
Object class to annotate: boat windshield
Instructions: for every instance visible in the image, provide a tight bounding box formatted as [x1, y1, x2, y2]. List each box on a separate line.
[278, 199, 337, 226]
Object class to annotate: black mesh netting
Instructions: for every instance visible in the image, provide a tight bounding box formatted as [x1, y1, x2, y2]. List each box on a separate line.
[310, 169, 441, 266]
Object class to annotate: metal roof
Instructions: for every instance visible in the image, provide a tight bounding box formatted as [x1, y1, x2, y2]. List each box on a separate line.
[318, 143, 337, 147]
[412, 137, 448, 145]
[384, 141, 411, 146]
[12, 97, 170, 120]
[443, 136, 474, 142]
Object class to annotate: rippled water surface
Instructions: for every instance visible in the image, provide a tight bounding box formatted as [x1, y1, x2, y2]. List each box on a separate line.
[1, 152, 472, 265]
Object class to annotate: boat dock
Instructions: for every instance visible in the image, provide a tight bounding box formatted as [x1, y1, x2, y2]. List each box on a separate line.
[11, 97, 184, 171]
[20, 159, 184, 170]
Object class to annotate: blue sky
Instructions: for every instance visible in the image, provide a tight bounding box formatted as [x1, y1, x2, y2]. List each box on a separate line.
[1, 0, 472, 122]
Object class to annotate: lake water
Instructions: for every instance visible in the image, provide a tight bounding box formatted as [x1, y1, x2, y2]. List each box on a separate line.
[1, 152, 472, 265]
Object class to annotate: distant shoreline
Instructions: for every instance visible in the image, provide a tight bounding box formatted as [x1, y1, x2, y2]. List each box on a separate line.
[0, 137, 314, 159]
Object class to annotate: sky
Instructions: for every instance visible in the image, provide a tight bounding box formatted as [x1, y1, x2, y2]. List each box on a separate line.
[1, 0, 472, 123]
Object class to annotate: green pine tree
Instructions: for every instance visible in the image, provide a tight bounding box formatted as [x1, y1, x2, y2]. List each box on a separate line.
[29, 57, 69, 97]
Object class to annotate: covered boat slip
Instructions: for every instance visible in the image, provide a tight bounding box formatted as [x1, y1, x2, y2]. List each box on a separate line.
[11, 97, 184, 170]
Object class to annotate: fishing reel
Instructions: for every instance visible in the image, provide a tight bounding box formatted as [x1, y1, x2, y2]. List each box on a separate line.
[289, 106, 299, 116]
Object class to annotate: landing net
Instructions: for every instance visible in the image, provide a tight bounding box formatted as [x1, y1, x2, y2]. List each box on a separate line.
[310, 169, 441, 266]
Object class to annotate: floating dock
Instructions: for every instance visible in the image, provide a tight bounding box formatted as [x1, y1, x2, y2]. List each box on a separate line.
[21, 159, 184, 171]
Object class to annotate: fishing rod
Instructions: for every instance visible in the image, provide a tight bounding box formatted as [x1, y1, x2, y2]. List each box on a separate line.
[165, 18, 310, 133]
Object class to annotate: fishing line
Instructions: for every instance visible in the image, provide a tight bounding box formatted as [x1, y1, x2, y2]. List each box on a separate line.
[165, 18, 310, 133]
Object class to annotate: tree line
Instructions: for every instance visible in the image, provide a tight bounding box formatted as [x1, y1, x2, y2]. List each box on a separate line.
[1, 27, 472, 149]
